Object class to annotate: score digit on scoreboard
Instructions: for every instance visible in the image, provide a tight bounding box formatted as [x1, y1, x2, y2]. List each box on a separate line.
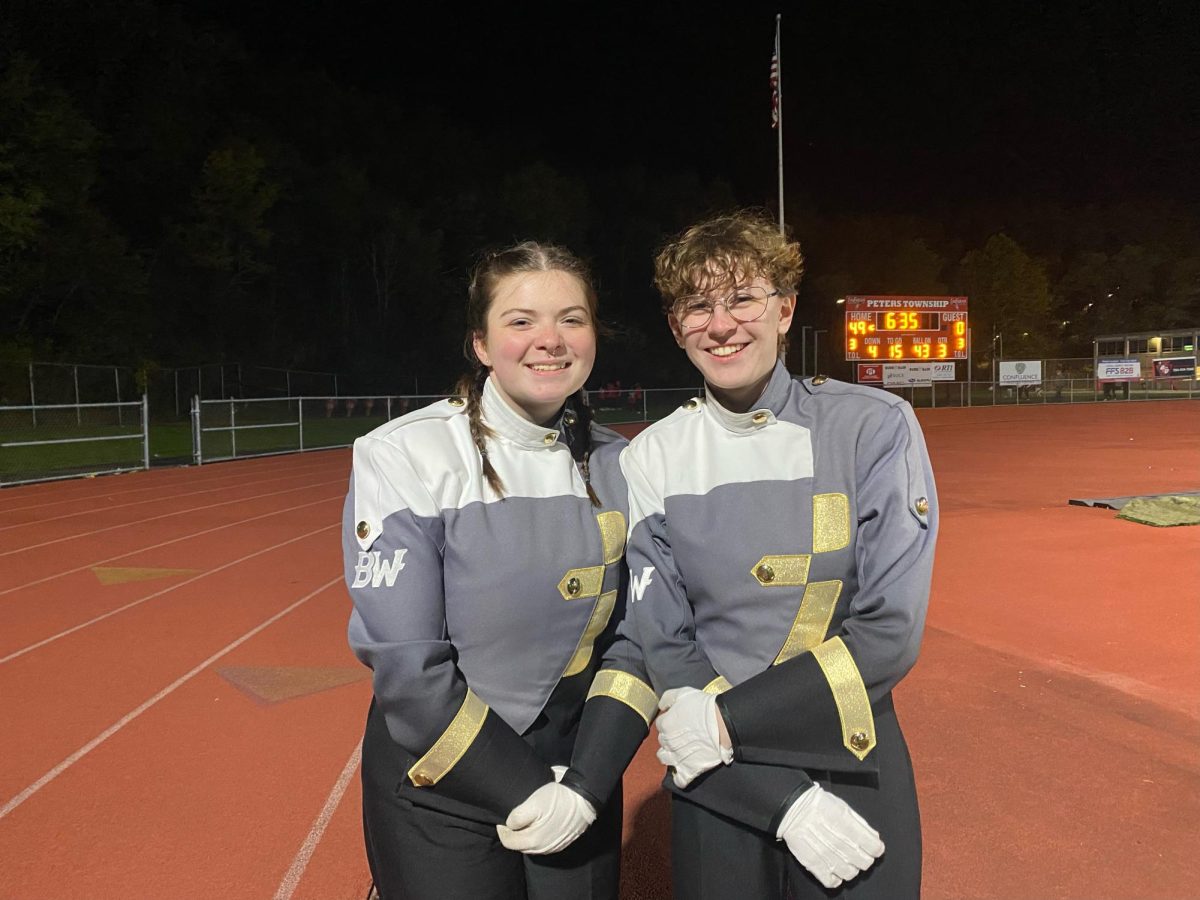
[844, 295, 968, 361]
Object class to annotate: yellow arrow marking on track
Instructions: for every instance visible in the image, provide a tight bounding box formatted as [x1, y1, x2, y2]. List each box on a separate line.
[216, 666, 370, 704]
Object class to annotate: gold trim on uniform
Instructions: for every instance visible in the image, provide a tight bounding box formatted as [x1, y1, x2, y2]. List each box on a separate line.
[702, 676, 733, 695]
[812, 493, 850, 553]
[557, 566, 605, 600]
[811, 637, 876, 761]
[751, 554, 811, 586]
[587, 670, 658, 726]
[407, 689, 489, 786]
[596, 511, 627, 565]
[563, 591, 617, 677]
[773, 580, 843, 664]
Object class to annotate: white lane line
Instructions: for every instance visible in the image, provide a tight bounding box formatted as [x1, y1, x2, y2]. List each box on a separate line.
[0, 575, 343, 822]
[0, 464, 342, 530]
[0, 494, 343, 599]
[273, 740, 364, 900]
[0, 455, 341, 515]
[0, 524, 339, 664]
[0, 478, 345, 557]
[0, 455, 342, 514]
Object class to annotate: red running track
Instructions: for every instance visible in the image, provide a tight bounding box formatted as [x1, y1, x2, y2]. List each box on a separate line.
[0, 402, 1197, 899]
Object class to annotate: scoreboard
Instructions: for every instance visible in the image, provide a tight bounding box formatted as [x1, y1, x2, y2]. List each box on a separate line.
[844, 295, 969, 361]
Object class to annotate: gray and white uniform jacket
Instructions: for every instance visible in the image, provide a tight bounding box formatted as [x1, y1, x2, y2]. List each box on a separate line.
[621, 362, 937, 833]
[345, 378, 654, 823]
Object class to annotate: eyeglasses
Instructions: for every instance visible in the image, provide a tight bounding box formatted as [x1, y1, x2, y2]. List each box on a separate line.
[673, 287, 781, 330]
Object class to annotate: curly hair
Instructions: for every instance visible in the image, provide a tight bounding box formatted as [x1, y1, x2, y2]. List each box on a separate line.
[653, 210, 805, 313]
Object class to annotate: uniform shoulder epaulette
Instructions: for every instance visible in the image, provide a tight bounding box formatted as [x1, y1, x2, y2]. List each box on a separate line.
[626, 397, 704, 453]
[357, 396, 467, 445]
[801, 375, 906, 408]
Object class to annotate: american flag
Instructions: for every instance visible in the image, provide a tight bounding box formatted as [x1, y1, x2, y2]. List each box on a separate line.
[770, 36, 780, 128]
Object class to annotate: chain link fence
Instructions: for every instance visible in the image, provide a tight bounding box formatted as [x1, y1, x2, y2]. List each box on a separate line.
[191, 389, 705, 463]
[876, 357, 1198, 407]
[4, 355, 1196, 484]
[0, 397, 149, 486]
[193, 395, 450, 463]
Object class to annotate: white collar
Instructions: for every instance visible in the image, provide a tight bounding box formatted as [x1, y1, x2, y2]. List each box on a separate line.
[704, 361, 791, 434]
[480, 376, 566, 450]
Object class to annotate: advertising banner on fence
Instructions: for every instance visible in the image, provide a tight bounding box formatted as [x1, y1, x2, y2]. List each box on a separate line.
[931, 362, 957, 381]
[1151, 357, 1196, 379]
[857, 363, 883, 383]
[883, 363, 933, 387]
[999, 361, 1042, 385]
[1096, 359, 1141, 381]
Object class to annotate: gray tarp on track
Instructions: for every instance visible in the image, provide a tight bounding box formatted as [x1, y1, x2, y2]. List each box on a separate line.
[1069, 492, 1200, 526]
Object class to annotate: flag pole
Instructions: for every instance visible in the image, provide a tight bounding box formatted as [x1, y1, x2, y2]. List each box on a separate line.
[775, 14, 784, 236]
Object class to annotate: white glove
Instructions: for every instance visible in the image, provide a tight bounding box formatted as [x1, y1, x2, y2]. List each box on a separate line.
[776, 783, 885, 890]
[496, 769, 597, 855]
[655, 687, 733, 788]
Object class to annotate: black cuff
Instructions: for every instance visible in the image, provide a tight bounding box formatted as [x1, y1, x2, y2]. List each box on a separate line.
[563, 695, 649, 808]
[718, 653, 880, 774]
[559, 770, 604, 811]
[426, 710, 554, 820]
[768, 778, 817, 836]
[715, 693, 743, 760]
[665, 762, 814, 835]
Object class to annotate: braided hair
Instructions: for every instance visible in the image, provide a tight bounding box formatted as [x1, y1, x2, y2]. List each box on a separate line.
[454, 241, 604, 506]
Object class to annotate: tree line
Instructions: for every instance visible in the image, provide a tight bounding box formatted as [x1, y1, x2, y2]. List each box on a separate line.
[2, 0, 1197, 397]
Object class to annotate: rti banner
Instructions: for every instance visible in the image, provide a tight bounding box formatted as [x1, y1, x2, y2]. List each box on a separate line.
[1152, 357, 1196, 378]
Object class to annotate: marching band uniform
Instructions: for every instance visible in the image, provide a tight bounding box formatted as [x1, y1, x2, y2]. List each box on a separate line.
[345, 378, 654, 899]
[621, 361, 937, 899]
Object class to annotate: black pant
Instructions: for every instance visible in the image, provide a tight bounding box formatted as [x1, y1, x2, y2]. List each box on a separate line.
[670, 763, 920, 900]
[361, 702, 622, 900]
[363, 783, 622, 900]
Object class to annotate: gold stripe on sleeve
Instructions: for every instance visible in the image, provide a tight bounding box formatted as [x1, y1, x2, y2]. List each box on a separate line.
[596, 511, 627, 565]
[774, 580, 843, 665]
[587, 670, 658, 726]
[407, 689, 489, 787]
[751, 554, 812, 587]
[811, 637, 876, 761]
[557, 566, 605, 600]
[813, 493, 850, 553]
[563, 591, 617, 677]
[702, 676, 733, 695]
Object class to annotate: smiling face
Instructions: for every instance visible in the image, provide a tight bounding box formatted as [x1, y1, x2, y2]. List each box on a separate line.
[668, 273, 795, 412]
[471, 269, 597, 424]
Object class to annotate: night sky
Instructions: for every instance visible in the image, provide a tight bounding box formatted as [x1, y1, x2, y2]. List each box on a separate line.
[194, 0, 1199, 213]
